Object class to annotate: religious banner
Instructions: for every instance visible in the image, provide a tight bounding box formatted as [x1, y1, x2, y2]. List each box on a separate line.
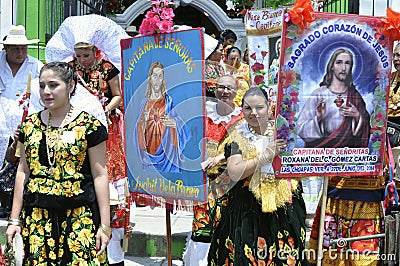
[122, 28, 207, 207]
[245, 7, 285, 117]
[274, 12, 392, 178]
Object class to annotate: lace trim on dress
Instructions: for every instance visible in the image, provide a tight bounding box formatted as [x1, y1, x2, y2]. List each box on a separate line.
[206, 101, 242, 124]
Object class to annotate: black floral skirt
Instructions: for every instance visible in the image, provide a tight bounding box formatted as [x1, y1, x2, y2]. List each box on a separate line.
[208, 179, 307, 266]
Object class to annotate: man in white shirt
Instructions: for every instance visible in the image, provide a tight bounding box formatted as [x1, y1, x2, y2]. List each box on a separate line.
[0, 25, 43, 100]
[0, 25, 43, 217]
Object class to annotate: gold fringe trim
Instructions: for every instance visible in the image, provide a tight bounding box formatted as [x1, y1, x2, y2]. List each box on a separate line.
[251, 172, 299, 213]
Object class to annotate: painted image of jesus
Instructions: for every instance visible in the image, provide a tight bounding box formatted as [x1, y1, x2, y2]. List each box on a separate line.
[297, 48, 370, 148]
[135, 62, 191, 173]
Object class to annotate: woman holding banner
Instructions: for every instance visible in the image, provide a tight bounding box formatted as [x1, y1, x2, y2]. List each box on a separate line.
[208, 87, 307, 265]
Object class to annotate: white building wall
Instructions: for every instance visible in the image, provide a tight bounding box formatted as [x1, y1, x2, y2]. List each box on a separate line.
[0, 0, 16, 49]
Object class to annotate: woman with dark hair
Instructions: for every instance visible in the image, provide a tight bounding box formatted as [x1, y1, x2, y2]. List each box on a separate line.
[221, 29, 237, 47]
[208, 87, 307, 265]
[70, 41, 126, 184]
[6, 62, 110, 264]
[205, 37, 225, 98]
[223, 46, 251, 107]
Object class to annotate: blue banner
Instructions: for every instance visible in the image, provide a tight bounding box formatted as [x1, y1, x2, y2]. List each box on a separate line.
[121, 29, 207, 203]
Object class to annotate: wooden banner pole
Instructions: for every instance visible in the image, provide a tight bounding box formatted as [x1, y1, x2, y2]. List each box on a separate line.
[317, 176, 329, 266]
[166, 206, 172, 266]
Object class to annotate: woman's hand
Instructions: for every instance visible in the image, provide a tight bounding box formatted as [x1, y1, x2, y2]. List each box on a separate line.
[95, 228, 110, 256]
[203, 153, 225, 171]
[104, 106, 110, 117]
[6, 224, 21, 246]
[273, 138, 288, 155]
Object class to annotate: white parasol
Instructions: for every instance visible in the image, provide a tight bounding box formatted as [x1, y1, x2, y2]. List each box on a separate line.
[45, 14, 129, 71]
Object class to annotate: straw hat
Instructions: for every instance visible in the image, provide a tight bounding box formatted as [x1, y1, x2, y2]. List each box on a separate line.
[1, 25, 39, 45]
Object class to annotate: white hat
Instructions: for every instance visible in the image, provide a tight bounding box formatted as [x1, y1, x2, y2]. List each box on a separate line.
[1, 25, 39, 45]
[204, 33, 219, 59]
[109, 183, 123, 205]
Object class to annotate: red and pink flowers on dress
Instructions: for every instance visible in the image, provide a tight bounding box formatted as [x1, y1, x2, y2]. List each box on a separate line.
[139, 0, 175, 36]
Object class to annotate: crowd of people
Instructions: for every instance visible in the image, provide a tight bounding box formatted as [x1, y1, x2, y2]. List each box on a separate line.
[0, 12, 398, 266]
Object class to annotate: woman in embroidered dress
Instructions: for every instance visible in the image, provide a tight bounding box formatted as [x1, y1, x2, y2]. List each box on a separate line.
[183, 75, 243, 265]
[223, 46, 251, 107]
[70, 42, 126, 184]
[205, 39, 225, 99]
[6, 62, 110, 265]
[208, 87, 307, 265]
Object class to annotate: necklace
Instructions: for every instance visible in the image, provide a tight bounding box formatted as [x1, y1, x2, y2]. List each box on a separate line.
[46, 105, 74, 175]
[248, 122, 275, 137]
[249, 125, 261, 136]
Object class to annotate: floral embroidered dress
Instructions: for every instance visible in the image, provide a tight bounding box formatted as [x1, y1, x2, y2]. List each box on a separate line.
[70, 59, 126, 183]
[205, 60, 225, 98]
[208, 123, 307, 266]
[19, 111, 108, 265]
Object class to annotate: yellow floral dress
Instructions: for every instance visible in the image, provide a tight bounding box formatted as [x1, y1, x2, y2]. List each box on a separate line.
[19, 111, 108, 265]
